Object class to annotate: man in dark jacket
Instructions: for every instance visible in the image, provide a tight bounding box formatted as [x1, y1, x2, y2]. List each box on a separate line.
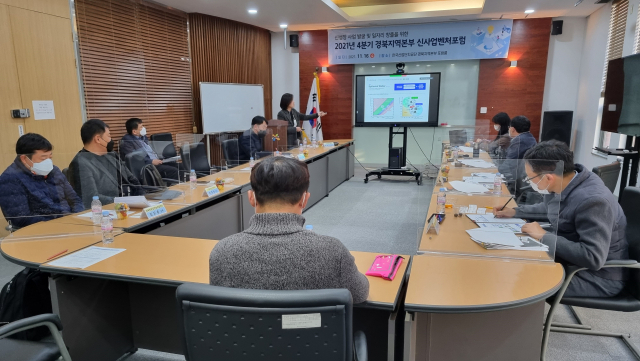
[238, 116, 268, 162]
[505, 115, 537, 160]
[67, 119, 143, 209]
[496, 140, 628, 297]
[119, 118, 179, 181]
[0, 133, 83, 228]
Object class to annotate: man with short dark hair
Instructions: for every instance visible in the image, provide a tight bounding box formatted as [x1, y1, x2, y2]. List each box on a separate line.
[67, 119, 143, 209]
[495, 140, 628, 297]
[120, 118, 179, 181]
[238, 116, 268, 162]
[209, 156, 370, 303]
[0, 133, 83, 228]
[506, 115, 537, 160]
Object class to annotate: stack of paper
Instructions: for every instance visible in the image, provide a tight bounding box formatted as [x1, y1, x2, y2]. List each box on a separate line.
[463, 176, 495, 184]
[466, 229, 548, 251]
[466, 214, 526, 224]
[472, 172, 501, 178]
[449, 181, 489, 193]
[477, 223, 523, 232]
[460, 159, 495, 168]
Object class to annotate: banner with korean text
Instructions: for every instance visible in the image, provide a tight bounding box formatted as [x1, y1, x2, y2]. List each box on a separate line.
[328, 20, 513, 65]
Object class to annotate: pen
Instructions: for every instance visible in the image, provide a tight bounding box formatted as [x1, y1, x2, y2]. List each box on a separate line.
[498, 196, 514, 211]
[46, 249, 68, 260]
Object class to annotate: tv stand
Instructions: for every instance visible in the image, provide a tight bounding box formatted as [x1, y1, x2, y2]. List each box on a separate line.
[365, 127, 422, 185]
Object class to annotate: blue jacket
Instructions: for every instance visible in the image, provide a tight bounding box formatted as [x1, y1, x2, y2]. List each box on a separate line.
[119, 133, 155, 165]
[239, 129, 263, 161]
[506, 132, 537, 159]
[0, 158, 84, 228]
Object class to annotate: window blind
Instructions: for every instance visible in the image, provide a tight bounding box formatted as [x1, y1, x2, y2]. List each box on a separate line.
[602, 0, 629, 94]
[74, 0, 193, 143]
[634, 2, 640, 54]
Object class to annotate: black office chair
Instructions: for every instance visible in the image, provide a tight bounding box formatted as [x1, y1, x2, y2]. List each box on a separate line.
[124, 149, 149, 184]
[0, 314, 72, 361]
[592, 161, 621, 193]
[149, 132, 178, 159]
[222, 139, 240, 168]
[61, 168, 69, 181]
[176, 283, 367, 361]
[449, 129, 468, 147]
[541, 186, 640, 361]
[179, 143, 210, 178]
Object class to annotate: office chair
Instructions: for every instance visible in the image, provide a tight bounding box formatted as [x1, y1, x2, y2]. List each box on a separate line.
[449, 130, 468, 147]
[176, 283, 367, 361]
[221, 139, 240, 168]
[179, 143, 210, 178]
[541, 186, 640, 361]
[149, 133, 178, 159]
[124, 150, 149, 184]
[0, 313, 72, 361]
[592, 161, 621, 193]
[61, 168, 69, 181]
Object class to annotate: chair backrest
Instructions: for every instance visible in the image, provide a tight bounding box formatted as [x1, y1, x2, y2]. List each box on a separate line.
[149, 133, 178, 159]
[124, 149, 148, 183]
[449, 130, 468, 146]
[620, 186, 640, 299]
[62, 167, 69, 180]
[176, 283, 353, 361]
[180, 143, 209, 173]
[222, 139, 240, 167]
[592, 161, 621, 193]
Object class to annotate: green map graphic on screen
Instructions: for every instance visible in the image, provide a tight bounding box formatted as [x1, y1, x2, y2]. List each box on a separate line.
[373, 98, 394, 116]
[402, 97, 423, 117]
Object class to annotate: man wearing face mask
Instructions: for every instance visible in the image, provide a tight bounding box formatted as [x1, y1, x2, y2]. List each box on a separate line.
[209, 156, 369, 303]
[504, 115, 537, 160]
[0, 133, 84, 228]
[495, 140, 628, 297]
[67, 119, 144, 209]
[120, 118, 179, 181]
[238, 116, 269, 162]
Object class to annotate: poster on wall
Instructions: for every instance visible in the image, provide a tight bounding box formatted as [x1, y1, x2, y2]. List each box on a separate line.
[328, 20, 513, 65]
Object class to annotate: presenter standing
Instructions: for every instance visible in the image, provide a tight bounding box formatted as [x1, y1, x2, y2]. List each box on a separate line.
[277, 93, 327, 148]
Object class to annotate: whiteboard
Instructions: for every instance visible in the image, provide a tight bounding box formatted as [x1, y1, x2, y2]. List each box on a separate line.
[200, 82, 265, 133]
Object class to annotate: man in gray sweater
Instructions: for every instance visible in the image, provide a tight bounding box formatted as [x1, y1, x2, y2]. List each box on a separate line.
[209, 156, 370, 303]
[495, 140, 628, 297]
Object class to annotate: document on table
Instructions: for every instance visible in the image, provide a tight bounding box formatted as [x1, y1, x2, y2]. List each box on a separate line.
[466, 228, 522, 247]
[477, 222, 523, 233]
[460, 159, 495, 168]
[77, 210, 135, 219]
[449, 181, 489, 193]
[472, 172, 501, 178]
[466, 214, 526, 224]
[114, 196, 149, 209]
[458, 146, 473, 153]
[48, 246, 126, 269]
[463, 176, 496, 183]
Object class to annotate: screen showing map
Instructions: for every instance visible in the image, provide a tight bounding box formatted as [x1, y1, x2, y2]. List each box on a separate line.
[355, 73, 440, 127]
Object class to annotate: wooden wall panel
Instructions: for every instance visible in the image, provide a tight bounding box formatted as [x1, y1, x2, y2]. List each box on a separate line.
[0, 0, 69, 18]
[0, 5, 24, 169]
[298, 30, 353, 140]
[475, 18, 552, 140]
[10, 6, 83, 167]
[189, 14, 272, 133]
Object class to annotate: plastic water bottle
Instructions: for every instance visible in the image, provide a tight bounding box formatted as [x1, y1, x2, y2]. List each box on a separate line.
[91, 196, 102, 225]
[305, 225, 313, 231]
[249, 157, 255, 168]
[189, 169, 197, 190]
[310, 132, 316, 148]
[437, 188, 447, 214]
[494, 173, 502, 195]
[452, 148, 459, 162]
[101, 210, 114, 244]
[298, 141, 304, 153]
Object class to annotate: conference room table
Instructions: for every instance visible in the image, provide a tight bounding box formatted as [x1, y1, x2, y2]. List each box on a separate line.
[404, 148, 565, 361]
[1, 139, 412, 361]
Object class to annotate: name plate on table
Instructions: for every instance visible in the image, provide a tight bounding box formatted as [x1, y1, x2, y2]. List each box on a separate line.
[142, 204, 167, 219]
[297, 154, 306, 161]
[323, 142, 335, 148]
[425, 214, 441, 235]
[203, 185, 220, 197]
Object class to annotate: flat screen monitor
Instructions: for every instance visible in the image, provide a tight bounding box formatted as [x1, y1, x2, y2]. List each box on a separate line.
[602, 53, 640, 136]
[355, 73, 440, 127]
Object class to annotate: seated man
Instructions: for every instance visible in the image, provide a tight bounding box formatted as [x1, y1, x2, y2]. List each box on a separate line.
[68, 119, 143, 209]
[495, 140, 628, 297]
[119, 118, 179, 181]
[506, 115, 537, 160]
[209, 156, 370, 303]
[0, 133, 83, 228]
[238, 116, 268, 162]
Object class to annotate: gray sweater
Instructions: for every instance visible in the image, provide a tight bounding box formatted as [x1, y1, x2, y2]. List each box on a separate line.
[209, 213, 370, 303]
[516, 164, 628, 281]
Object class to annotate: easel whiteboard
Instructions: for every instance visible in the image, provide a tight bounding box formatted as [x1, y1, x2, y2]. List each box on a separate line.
[200, 82, 265, 133]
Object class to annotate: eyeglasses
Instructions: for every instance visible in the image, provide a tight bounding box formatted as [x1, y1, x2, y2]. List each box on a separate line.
[522, 172, 551, 184]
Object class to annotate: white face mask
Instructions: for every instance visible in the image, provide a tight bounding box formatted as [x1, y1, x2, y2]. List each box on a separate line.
[140, 127, 147, 136]
[530, 176, 550, 195]
[30, 158, 53, 176]
[494, 124, 501, 131]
